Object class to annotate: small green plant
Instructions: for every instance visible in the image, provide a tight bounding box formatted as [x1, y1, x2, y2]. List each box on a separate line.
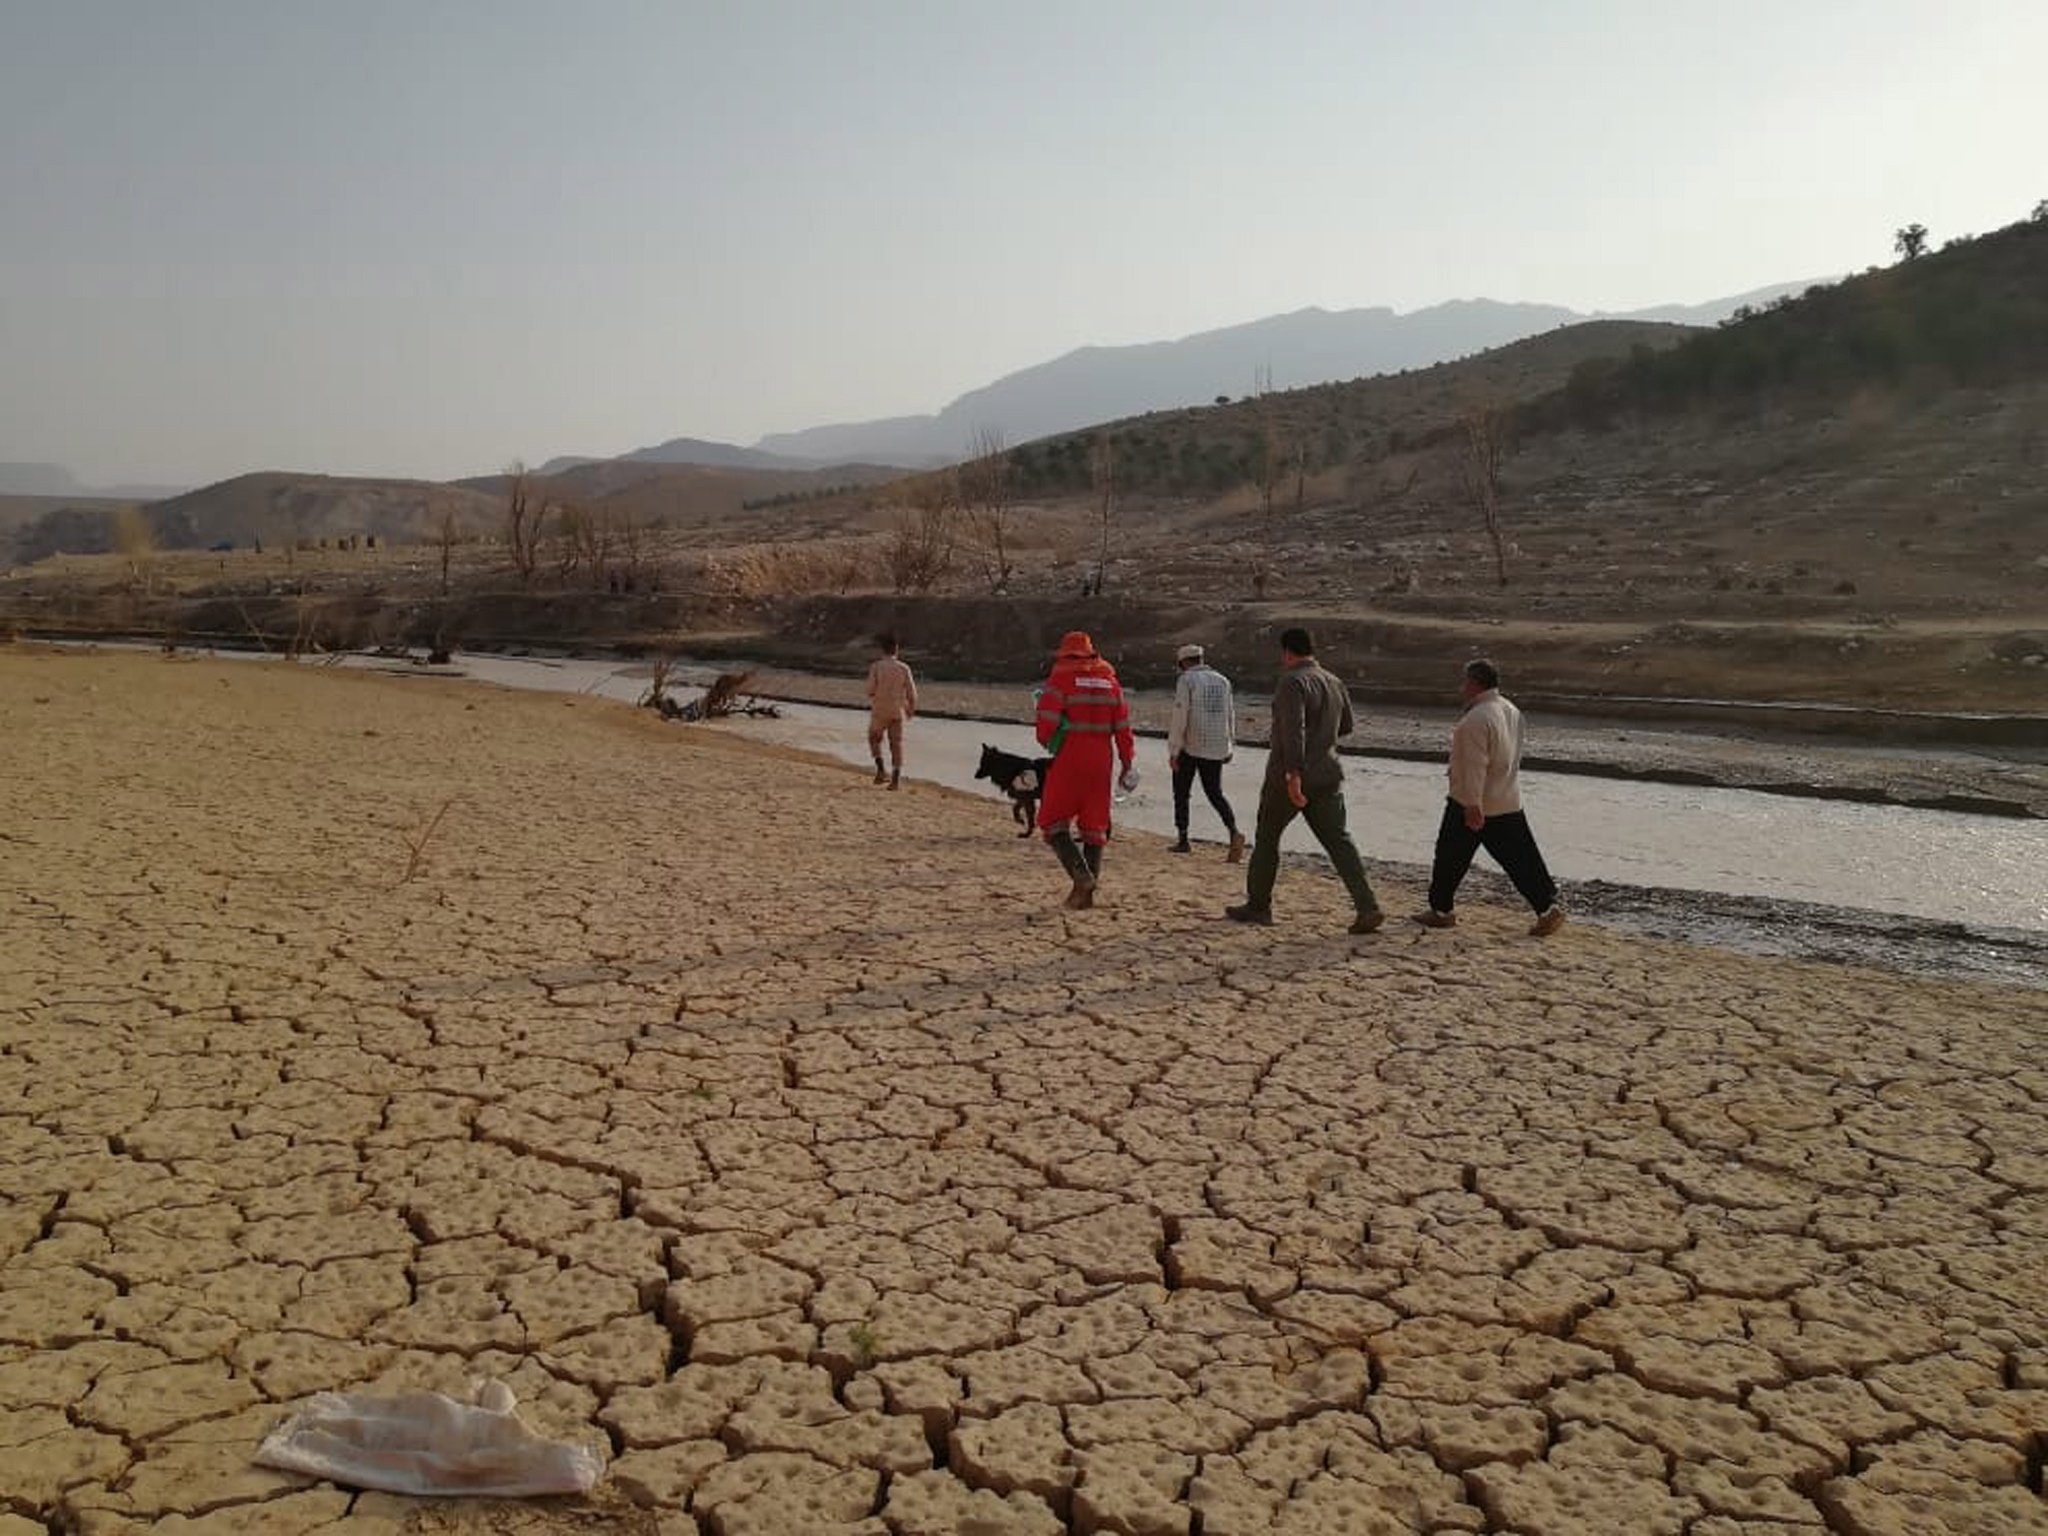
[848, 1323, 879, 1369]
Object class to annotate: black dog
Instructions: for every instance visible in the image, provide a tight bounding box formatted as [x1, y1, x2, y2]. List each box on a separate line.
[975, 743, 1053, 838]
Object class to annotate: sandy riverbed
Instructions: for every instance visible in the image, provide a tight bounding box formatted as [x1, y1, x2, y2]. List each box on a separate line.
[4, 649, 2047, 1535]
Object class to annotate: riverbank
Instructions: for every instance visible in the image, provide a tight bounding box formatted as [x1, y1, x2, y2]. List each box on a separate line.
[7, 648, 2048, 1533]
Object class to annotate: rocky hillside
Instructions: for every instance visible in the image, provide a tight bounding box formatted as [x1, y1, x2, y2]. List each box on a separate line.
[6, 474, 500, 563]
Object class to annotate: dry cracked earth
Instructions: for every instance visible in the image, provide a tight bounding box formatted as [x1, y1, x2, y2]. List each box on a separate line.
[4, 649, 2047, 1536]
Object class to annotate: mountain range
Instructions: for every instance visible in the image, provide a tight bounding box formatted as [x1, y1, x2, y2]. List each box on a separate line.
[2, 281, 1817, 499]
[740, 282, 1818, 467]
[0, 462, 188, 501]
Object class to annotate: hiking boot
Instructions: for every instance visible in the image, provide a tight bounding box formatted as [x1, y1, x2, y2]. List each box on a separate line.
[1226, 830, 1246, 864]
[1169, 836, 1192, 855]
[1349, 910, 1386, 935]
[889, 768, 901, 791]
[1224, 903, 1275, 926]
[871, 762, 888, 785]
[1529, 906, 1566, 938]
[1411, 910, 1456, 930]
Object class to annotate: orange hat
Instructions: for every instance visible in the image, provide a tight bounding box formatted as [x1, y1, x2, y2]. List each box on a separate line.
[1056, 631, 1097, 659]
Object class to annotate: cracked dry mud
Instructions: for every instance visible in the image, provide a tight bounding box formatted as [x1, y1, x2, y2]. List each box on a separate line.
[4, 651, 2046, 1536]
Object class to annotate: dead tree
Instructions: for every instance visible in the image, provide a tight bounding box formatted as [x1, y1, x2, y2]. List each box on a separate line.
[959, 427, 1016, 594]
[504, 465, 543, 585]
[434, 507, 460, 597]
[1459, 405, 1512, 587]
[551, 503, 585, 585]
[1250, 366, 1293, 599]
[114, 506, 157, 597]
[885, 477, 959, 594]
[1089, 433, 1117, 596]
[637, 654, 679, 709]
[618, 510, 652, 589]
[1256, 372, 1278, 597]
[576, 504, 616, 590]
[652, 670, 783, 722]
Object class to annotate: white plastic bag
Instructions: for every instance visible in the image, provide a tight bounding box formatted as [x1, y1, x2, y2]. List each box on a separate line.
[254, 1379, 603, 1497]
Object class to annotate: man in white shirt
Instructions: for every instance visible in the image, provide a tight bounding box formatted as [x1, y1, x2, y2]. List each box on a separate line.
[1413, 658, 1565, 936]
[1165, 644, 1245, 861]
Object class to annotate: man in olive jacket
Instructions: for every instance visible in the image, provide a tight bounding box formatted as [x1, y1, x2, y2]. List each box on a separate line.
[1226, 627, 1384, 934]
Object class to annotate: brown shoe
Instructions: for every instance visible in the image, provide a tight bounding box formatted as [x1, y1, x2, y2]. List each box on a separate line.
[1226, 831, 1246, 864]
[1411, 910, 1456, 930]
[1529, 906, 1566, 938]
[1349, 910, 1385, 935]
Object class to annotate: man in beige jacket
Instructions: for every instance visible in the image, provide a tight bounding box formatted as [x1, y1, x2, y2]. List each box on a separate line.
[865, 632, 917, 789]
[1413, 658, 1565, 936]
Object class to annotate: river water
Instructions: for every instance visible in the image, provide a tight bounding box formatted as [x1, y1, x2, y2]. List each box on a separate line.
[410, 652, 2045, 942]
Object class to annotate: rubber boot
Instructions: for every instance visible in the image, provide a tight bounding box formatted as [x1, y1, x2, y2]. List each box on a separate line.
[872, 758, 888, 786]
[889, 766, 901, 791]
[1049, 832, 1095, 909]
[1075, 842, 1102, 909]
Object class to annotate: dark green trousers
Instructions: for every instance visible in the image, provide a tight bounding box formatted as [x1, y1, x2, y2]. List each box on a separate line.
[1244, 780, 1379, 916]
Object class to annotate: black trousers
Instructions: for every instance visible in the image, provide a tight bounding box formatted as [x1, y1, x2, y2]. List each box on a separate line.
[1427, 797, 1558, 915]
[1171, 754, 1238, 835]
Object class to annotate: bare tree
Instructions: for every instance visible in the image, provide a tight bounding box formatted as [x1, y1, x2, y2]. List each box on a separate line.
[618, 510, 652, 589]
[113, 506, 156, 595]
[884, 477, 959, 594]
[1251, 367, 1279, 598]
[549, 502, 581, 584]
[434, 507, 461, 597]
[1089, 433, 1117, 596]
[504, 464, 543, 584]
[566, 502, 615, 589]
[1459, 404, 1512, 588]
[958, 427, 1016, 594]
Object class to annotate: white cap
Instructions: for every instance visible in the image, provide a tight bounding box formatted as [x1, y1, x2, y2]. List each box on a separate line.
[1175, 644, 1204, 663]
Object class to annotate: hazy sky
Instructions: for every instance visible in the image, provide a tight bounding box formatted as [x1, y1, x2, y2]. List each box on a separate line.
[3, 0, 2043, 486]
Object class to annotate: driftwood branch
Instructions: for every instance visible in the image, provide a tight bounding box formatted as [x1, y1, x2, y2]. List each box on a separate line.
[644, 670, 781, 723]
[401, 798, 456, 883]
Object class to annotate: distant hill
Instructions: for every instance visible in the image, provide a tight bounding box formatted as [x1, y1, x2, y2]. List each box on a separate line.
[0, 463, 82, 497]
[1602, 280, 1833, 328]
[1532, 215, 2048, 430]
[8, 473, 500, 564]
[1005, 318, 1698, 496]
[751, 283, 1815, 466]
[536, 436, 842, 476]
[1, 493, 138, 566]
[0, 462, 187, 500]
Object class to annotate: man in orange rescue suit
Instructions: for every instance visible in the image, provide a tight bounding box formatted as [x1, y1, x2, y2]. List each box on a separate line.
[1035, 631, 1138, 910]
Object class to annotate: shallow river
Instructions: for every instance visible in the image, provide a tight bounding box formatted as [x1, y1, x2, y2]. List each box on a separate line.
[420, 653, 2045, 939]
